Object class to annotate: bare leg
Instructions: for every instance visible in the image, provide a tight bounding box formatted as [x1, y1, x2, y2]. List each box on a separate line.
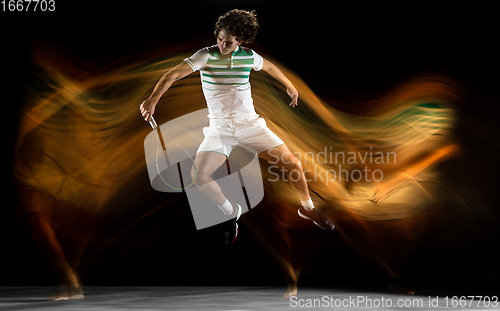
[191, 151, 229, 205]
[23, 190, 80, 287]
[30, 213, 80, 286]
[259, 144, 310, 201]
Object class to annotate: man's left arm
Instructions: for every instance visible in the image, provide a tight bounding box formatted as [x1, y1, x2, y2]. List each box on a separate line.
[261, 59, 299, 107]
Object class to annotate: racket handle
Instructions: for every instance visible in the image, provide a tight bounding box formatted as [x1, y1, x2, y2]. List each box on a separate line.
[149, 116, 158, 130]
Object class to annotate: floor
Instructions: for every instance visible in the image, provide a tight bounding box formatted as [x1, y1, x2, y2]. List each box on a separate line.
[1, 286, 499, 310]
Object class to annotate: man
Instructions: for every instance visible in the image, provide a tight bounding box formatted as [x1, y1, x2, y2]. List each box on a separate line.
[140, 9, 335, 244]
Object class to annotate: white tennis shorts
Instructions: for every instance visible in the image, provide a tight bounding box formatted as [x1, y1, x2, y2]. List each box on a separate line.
[197, 117, 284, 157]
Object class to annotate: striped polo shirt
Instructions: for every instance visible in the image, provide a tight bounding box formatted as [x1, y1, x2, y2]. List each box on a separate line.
[184, 45, 263, 120]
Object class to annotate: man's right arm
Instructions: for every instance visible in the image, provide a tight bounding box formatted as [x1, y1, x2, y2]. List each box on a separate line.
[140, 61, 194, 121]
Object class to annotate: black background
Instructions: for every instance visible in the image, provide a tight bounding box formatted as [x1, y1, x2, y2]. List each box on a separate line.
[3, 1, 500, 292]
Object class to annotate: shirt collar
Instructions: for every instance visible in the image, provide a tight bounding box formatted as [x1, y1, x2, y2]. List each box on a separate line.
[231, 45, 240, 56]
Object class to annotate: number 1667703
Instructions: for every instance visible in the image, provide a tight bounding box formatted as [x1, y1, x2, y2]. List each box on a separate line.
[2, 0, 55, 11]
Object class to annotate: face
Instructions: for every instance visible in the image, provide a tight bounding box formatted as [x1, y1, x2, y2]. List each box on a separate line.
[217, 29, 241, 55]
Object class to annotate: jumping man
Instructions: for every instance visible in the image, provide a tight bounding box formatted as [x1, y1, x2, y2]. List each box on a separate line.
[140, 9, 335, 244]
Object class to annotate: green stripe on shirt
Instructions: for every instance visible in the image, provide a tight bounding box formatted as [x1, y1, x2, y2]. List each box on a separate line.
[202, 73, 250, 79]
[202, 80, 249, 85]
[203, 67, 252, 72]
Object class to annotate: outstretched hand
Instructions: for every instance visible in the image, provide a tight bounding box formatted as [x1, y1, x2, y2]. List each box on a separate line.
[287, 86, 299, 107]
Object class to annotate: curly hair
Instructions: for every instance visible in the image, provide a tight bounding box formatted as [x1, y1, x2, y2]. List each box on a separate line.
[214, 9, 259, 44]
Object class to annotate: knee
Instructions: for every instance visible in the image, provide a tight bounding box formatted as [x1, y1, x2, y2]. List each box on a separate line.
[192, 168, 212, 186]
[191, 165, 197, 182]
